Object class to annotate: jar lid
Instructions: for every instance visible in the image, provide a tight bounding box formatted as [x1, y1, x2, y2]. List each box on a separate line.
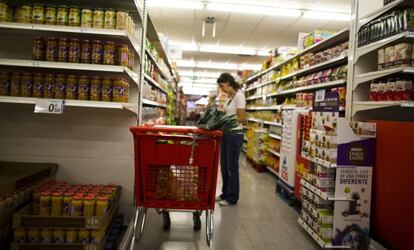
[85, 195, 95, 200]
[82, 39, 91, 43]
[58, 5, 68, 8]
[97, 195, 109, 201]
[69, 6, 80, 9]
[41, 191, 52, 196]
[106, 8, 115, 11]
[94, 7, 104, 11]
[46, 4, 56, 8]
[64, 191, 74, 196]
[52, 191, 63, 196]
[33, 3, 45, 7]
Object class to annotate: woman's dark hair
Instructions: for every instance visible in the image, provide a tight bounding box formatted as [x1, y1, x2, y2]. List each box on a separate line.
[217, 73, 240, 90]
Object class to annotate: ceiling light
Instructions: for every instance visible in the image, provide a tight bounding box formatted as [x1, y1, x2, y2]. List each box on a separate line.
[181, 77, 217, 84]
[303, 11, 350, 21]
[239, 64, 262, 71]
[148, 0, 204, 10]
[207, 3, 302, 17]
[197, 62, 239, 70]
[179, 71, 222, 78]
[199, 45, 256, 55]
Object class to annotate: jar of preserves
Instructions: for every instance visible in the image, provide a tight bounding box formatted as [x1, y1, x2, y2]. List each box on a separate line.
[66, 230, 77, 243]
[28, 229, 40, 243]
[39, 191, 51, 216]
[81, 39, 92, 64]
[71, 194, 83, 216]
[20, 5, 32, 23]
[68, 38, 81, 63]
[14, 7, 21, 23]
[40, 229, 52, 243]
[68, 6, 80, 27]
[90, 76, 101, 101]
[113, 78, 129, 102]
[83, 195, 95, 216]
[53, 229, 65, 244]
[95, 195, 109, 216]
[45, 5, 56, 25]
[93, 8, 104, 29]
[78, 76, 90, 100]
[127, 15, 133, 33]
[51, 191, 63, 216]
[103, 41, 115, 65]
[14, 229, 27, 243]
[0, 2, 8, 22]
[21, 72, 32, 97]
[91, 40, 103, 64]
[104, 9, 116, 29]
[33, 73, 44, 98]
[32, 4, 45, 24]
[101, 78, 112, 102]
[78, 230, 90, 243]
[0, 72, 10, 96]
[55, 74, 66, 99]
[33, 37, 44, 61]
[65, 75, 78, 100]
[116, 10, 128, 30]
[46, 37, 58, 62]
[81, 8, 93, 28]
[58, 38, 68, 62]
[118, 43, 129, 67]
[56, 5, 68, 26]
[10, 72, 21, 97]
[44, 73, 55, 98]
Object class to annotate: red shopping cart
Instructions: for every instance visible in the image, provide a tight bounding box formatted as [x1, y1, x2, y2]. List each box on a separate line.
[129, 125, 223, 249]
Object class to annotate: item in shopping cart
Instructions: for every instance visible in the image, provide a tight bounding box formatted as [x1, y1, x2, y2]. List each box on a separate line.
[55, 74, 66, 99]
[104, 9, 116, 29]
[56, 5, 68, 26]
[14, 229, 27, 243]
[21, 72, 32, 97]
[91, 229, 104, 243]
[78, 229, 90, 243]
[57, 38, 68, 62]
[83, 194, 95, 216]
[10, 72, 21, 97]
[68, 38, 81, 63]
[95, 195, 109, 216]
[53, 229, 65, 243]
[92, 40, 103, 64]
[93, 8, 104, 28]
[46, 37, 58, 62]
[78, 76, 90, 101]
[28, 229, 40, 243]
[81, 8, 93, 28]
[45, 5, 57, 25]
[20, 4, 32, 23]
[68, 6, 81, 27]
[32, 4, 45, 24]
[101, 78, 112, 102]
[33, 37, 44, 61]
[65, 75, 78, 100]
[104, 41, 116, 65]
[90, 76, 101, 101]
[40, 229, 52, 243]
[66, 230, 78, 243]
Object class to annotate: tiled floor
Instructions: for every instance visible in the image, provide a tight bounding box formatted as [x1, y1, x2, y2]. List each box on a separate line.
[134, 154, 320, 250]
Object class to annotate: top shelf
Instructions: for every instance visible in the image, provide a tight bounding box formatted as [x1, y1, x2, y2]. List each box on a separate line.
[244, 28, 349, 83]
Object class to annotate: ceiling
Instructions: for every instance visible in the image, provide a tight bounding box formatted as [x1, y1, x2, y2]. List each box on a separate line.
[148, 0, 352, 95]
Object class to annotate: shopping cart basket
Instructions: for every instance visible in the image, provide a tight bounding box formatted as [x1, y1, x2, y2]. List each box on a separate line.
[129, 125, 223, 249]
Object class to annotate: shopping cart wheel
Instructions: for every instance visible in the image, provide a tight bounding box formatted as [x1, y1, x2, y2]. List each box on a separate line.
[193, 211, 202, 231]
[206, 210, 214, 247]
[162, 212, 171, 230]
[130, 207, 147, 249]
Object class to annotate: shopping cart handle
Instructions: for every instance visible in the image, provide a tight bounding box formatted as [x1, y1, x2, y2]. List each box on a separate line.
[130, 125, 223, 137]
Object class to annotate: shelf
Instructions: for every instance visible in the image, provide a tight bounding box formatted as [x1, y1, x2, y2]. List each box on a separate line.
[246, 105, 281, 111]
[0, 22, 141, 57]
[298, 218, 351, 249]
[267, 148, 280, 157]
[354, 66, 414, 88]
[264, 121, 282, 127]
[269, 133, 282, 140]
[245, 79, 277, 92]
[353, 101, 414, 115]
[266, 166, 279, 178]
[300, 179, 333, 201]
[0, 96, 138, 114]
[144, 73, 168, 94]
[301, 152, 338, 168]
[268, 80, 346, 97]
[0, 59, 140, 87]
[142, 99, 167, 108]
[355, 31, 414, 60]
[244, 29, 349, 83]
[246, 95, 263, 101]
[145, 49, 168, 80]
[247, 118, 263, 123]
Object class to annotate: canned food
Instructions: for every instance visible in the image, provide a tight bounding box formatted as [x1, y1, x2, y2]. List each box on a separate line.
[83, 194, 95, 216]
[53, 229, 65, 243]
[51, 191, 63, 216]
[65, 75, 78, 100]
[40, 229, 52, 243]
[101, 78, 112, 102]
[68, 6, 80, 27]
[56, 5, 68, 26]
[14, 229, 27, 243]
[33, 73, 44, 98]
[28, 229, 40, 243]
[81, 8, 93, 28]
[78, 76, 90, 100]
[71, 194, 83, 216]
[10, 72, 21, 97]
[55, 74, 66, 99]
[32, 4, 45, 24]
[39, 191, 52, 216]
[45, 5, 57, 25]
[21, 72, 33, 97]
[104, 9, 116, 29]
[93, 8, 104, 29]
[78, 230, 90, 243]
[66, 230, 78, 243]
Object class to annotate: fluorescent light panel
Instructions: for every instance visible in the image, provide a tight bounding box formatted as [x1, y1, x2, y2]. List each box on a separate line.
[176, 60, 261, 71]
[181, 77, 217, 84]
[179, 71, 222, 78]
[199, 45, 256, 56]
[303, 11, 350, 21]
[148, 0, 204, 9]
[207, 3, 301, 17]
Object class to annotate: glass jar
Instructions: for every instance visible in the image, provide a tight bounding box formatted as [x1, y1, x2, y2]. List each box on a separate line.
[21, 72, 32, 97]
[55, 74, 66, 99]
[116, 10, 128, 30]
[6, 5, 12, 22]
[20, 5, 32, 23]
[57, 38, 68, 62]
[112, 78, 129, 102]
[0, 2, 8, 22]
[83, 195, 95, 217]
[68, 6, 80, 27]
[46, 37, 58, 62]
[32, 73, 44, 98]
[90, 77, 101, 101]
[32, 37, 44, 61]
[65, 75, 78, 100]
[92, 8, 104, 29]
[91, 40, 103, 64]
[104, 9, 116, 29]
[118, 43, 129, 67]
[128, 49, 135, 69]
[51, 191, 63, 216]
[78, 76, 90, 100]
[81, 39, 92, 64]
[81, 8, 93, 28]
[32, 4, 45, 24]
[56, 5, 68, 26]
[45, 5, 56, 25]
[0, 72, 9, 96]
[68, 38, 81, 63]
[44, 73, 55, 98]
[10, 72, 21, 97]
[103, 41, 115, 65]
[101, 78, 112, 102]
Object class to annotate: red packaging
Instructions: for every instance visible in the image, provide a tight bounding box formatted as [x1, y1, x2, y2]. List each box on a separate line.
[370, 82, 378, 101]
[386, 78, 396, 101]
[403, 79, 413, 100]
[377, 79, 387, 101]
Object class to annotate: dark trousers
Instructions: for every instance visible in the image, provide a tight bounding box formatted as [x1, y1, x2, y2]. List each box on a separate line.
[220, 133, 243, 204]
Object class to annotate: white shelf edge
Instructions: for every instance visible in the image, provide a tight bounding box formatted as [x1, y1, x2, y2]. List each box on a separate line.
[269, 133, 282, 140]
[353, 101, 414, 115]
[247, 118, 263, 123]
[144, 73, 168, 94]
[244, 29, 349, 83]
[245, 79, 277, 92]
[246, 95, 263, 101]
[301, 152, 337, 168]
[266, 166, 279, 178]
[354, 66, 414, 88]
[246, 105, 281, 111]
[267, 148, 280, 157]
[142, 99, 167, 108]
[264, 121, 282, 127]
[268, 79, 347, 97]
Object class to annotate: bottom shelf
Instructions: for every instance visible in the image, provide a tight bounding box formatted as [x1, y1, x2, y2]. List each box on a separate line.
[266, 166, 279, 178]
[298, 218, 351, 249]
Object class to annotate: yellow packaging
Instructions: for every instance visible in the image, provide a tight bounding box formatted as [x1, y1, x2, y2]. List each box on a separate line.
[71, 195, 83, 216]
[90, 229, 104, 243]
[66, 230, 78, 243]
[95, 195, 109, 216]
[83, 195, 96, 217]
[53, 229, 65, 244]
[14, 229, 27, 243]
[39, 191, 51, 216]
[63, 191, 74, 216]
[40, 229, 52, 243]
[78, 230, 90, 243]
[51, 191, 63, 216]
[28, 229, 40, 243]
[32, 189, 41, 215]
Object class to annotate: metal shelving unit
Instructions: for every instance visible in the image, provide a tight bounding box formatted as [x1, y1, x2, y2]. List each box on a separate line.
[142, 99, 167, 108]
[143, 73, 168, 94]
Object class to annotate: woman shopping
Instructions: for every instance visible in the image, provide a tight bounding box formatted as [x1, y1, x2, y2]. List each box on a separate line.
[216, 73, 246, 206]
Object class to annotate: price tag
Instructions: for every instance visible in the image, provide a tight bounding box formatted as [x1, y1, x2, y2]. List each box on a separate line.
[34, 99, 65, 114]
[315, 89, 326, 103]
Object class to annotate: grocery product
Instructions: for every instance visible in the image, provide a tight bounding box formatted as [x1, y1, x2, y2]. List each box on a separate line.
[53, 229, 65, 243]
[78, 76, 90, 101]
[83, 195, 96, 216]
[92, 40, 103, 64]
[112, 78, 129, 102]
[28, 229, 40, 243]
[65, 75, 78, 100]
[57, 38, 68, 62]
[10, 72, 21, 97]
[101, 78, 112, 102]
[93, 8, 104, 29]
[56, 5, 68, 26]
[46, 37, 58, 62]
[90, 77, 101, 101]
[14, 229, 26, 243]
[66, 230, 77, 243]
[90, 229, 104, 243]
[103, 41, 116, 65]
[32, 3, 45, 24]
[81, 8, 93, 28]
[116, 10, 128, 30]
[55, 74, 66, 99]
[45, 5, 56, 25]
[78, 229, 90, 243]
[68, 6, 81, 27]
[40, 229, 52, 243]
[104, 9, 116, 29]
[0, 1, 7, 21]
[39, 191, 52, 216]
[21, 72, 32, 97]
[95, 195, 108, 216]
[68, 38, 81, 63]
[20, 4, 32, 23]
[33, 37, 44, 61]
[118, 43, 130, 67]
[51, 191, 63, 216]
[71, 194, 83, 216]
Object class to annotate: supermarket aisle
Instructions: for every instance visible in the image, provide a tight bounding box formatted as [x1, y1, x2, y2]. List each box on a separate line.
[135, 154, 319, 250]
